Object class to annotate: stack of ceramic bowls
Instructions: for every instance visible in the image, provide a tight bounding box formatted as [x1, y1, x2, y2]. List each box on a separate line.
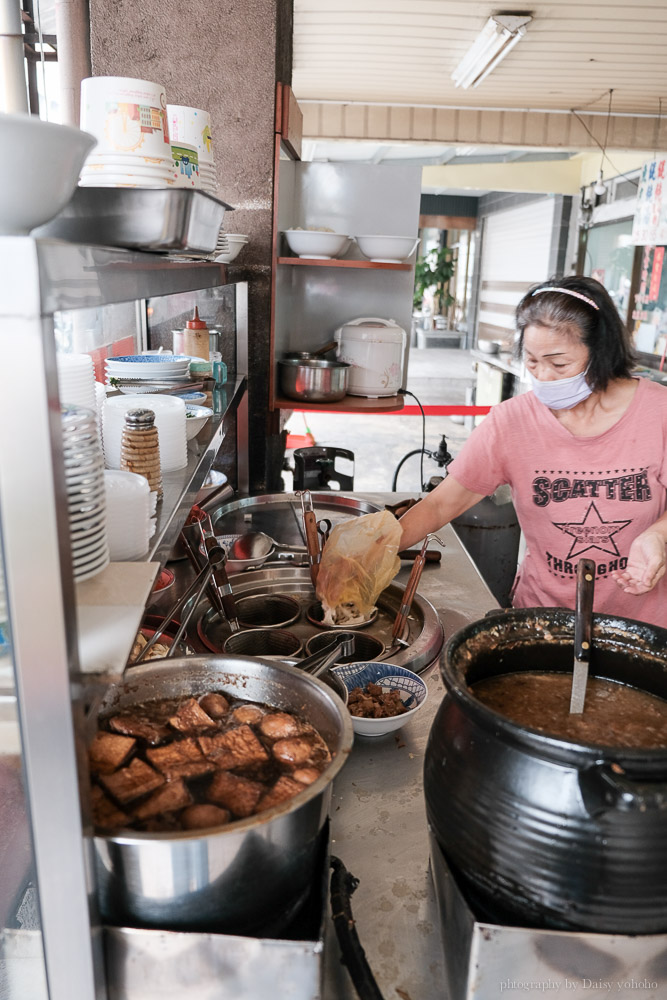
[104, 470, 154, 560]
[103, 394, 188, 471]
[62, 404, 109, 582]
[170, 142, 200, 189]
[214, 233, 249, 263]
[104, 353, 192, 387]
[168, 105, 216, 194]
[57, 352, 97, 411]
[79, 77, 173, 188]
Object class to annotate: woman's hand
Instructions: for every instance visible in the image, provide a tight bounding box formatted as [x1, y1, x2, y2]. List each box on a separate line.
[611, 529, 667, 595]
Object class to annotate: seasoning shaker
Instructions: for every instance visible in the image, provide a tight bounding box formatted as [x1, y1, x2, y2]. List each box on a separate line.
[120, 408, 163, 501]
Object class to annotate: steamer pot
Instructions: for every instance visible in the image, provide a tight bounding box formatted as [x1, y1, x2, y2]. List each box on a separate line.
[424, 608, 667, 934]
[90, 655, 353, 933]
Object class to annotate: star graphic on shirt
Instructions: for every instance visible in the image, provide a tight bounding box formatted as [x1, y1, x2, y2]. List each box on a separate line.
[553, 501, 632, 559]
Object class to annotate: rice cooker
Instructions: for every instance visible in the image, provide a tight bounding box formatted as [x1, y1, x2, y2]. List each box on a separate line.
[334, 317, 406, 397]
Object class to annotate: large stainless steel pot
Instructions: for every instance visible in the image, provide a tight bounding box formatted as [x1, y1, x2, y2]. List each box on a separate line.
[424, 608, 667, 934]
[278, 358, 350, 402]
[91, 655, 353, 933]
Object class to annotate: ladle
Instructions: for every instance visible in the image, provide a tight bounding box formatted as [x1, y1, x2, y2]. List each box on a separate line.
[384, 532, 446, 658]
[569, 558, 595, 714]
[228, 530, 306, 568]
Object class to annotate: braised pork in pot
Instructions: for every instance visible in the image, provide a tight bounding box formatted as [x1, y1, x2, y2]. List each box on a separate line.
[89, 692, 331, 833]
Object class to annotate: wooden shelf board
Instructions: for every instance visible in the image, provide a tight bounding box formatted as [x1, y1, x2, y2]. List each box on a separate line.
[273, 394, 404, 413]
[277, 256, 412, 271]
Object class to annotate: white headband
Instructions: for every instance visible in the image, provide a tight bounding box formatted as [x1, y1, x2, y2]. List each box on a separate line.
[531, 287, 599, 311]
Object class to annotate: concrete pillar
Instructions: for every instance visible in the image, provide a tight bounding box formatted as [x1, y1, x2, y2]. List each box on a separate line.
[88, 0, 293, 491]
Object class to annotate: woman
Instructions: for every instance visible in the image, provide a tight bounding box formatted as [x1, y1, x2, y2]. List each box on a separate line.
[398, 276, 667, 628]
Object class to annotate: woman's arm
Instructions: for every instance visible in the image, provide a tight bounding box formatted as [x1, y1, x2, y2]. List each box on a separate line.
[398, 474, 486, 550]
[611, 511, 667, 595]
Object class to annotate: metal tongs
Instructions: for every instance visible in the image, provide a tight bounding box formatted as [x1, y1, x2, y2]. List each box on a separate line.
[569, 558, 595, 714]
[133, 562, 216, 664]
[295, 489, 322, 585]
[298, 634, 355, 677]
[181, 503, 241, 630]
[384, 532, 446, 658]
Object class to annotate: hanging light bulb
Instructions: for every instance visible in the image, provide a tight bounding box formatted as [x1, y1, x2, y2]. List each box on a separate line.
[593, 170, 607, 196]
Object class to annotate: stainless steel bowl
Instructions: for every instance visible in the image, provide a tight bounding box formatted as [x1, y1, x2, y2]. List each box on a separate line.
[91, 656, 353, 933]
[278, 358, 350, 402]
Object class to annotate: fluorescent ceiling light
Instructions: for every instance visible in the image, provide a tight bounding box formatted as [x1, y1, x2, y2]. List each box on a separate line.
[452, 14, 532, 89]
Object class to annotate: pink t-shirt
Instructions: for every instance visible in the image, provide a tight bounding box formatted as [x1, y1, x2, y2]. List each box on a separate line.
[447, 377, 667, 628]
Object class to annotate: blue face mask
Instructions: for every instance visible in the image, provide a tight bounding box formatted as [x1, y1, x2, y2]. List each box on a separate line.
[527, 368, 593, 410]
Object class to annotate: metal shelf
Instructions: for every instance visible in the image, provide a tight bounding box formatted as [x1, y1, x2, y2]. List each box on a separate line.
[1, 236, 229, 316]
[148, 378, 245, 565]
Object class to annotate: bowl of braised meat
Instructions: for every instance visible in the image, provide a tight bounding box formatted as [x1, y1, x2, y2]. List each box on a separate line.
[88, 655, 353, 933]
[333, 661, 428, 737]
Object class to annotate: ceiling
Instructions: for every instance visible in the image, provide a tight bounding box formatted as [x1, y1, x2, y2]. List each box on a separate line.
[291, 1, 667, 185]
[292, 0, 667, 115]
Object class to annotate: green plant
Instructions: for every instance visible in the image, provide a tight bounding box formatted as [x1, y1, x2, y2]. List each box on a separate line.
[413, 246, 456, 313]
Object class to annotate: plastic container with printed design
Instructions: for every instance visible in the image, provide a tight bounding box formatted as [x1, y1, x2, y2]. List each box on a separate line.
[182, 307, 209, 360]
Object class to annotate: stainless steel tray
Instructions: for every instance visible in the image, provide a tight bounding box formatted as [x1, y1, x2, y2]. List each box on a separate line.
[191, 565, 444, 675]
[34, 187, 234, 253]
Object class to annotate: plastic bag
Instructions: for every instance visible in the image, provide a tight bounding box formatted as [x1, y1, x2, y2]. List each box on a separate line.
[315, 510, 402, 626]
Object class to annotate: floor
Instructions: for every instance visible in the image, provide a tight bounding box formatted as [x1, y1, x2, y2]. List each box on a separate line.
[283, 347, 476, 493]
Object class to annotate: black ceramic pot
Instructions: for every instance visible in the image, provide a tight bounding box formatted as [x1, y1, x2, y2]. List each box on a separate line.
[424, 608, 667, 934]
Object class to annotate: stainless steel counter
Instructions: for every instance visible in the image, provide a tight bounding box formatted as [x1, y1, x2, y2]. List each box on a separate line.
[322, 494, 499, 1000]
[144, 490, 498, 999]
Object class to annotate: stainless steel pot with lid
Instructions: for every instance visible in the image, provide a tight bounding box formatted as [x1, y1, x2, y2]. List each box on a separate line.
[90, 655, 353, 933]
[424, 608, 667, 934]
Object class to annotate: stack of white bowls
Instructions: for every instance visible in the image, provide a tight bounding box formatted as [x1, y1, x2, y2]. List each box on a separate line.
[214, 233, 249, 263]
[57, 353, 97, 411]
[62, 404, 109, 582]
[168, 105, 217, 194]
[170, 142, 200, 189]
[104, 470, 154, 560]
[103, 394, 188, 471]
[79, 77, 174, 188]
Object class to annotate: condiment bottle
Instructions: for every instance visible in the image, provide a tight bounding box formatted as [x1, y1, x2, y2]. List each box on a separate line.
[182, 307, 210, 360]
[120, 408, 162, 501]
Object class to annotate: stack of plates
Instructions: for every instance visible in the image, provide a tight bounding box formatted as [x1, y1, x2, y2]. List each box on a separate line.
[103, 394, 188, 471]
[105, 354, 192, 385]
[62, 404, 109, 582]
[57, 353, 97, 410]
[104, 470, 154, 560]
[214, 232, 248, 263]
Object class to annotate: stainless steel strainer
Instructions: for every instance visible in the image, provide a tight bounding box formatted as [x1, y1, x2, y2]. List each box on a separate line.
[222, 628, 303, 657]
[236, 593, 301, 629]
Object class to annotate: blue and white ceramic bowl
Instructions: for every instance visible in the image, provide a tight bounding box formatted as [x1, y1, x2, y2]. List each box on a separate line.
[175, 391, 207, 406]
[332, 661, 428, 737]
